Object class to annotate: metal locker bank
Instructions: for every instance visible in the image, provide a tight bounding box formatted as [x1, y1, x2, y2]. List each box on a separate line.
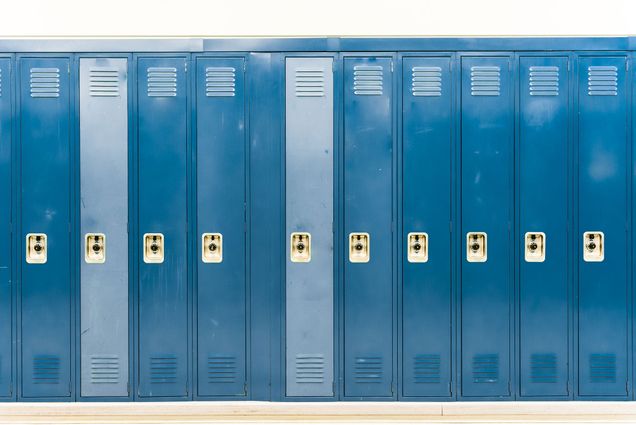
[0, 36, 633, 402]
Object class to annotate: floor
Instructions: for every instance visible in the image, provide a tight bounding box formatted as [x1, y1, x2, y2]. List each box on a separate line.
[1, 402, 636, 424]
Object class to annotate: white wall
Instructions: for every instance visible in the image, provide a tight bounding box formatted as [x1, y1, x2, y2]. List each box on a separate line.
[1, 0, 634, 37]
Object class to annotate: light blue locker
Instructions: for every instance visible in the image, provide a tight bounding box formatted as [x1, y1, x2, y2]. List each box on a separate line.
[79, 57, 129, 397]
[460, 55, 513, 398]
[195, 57, 247, 397]
[285, 57, 334, 397]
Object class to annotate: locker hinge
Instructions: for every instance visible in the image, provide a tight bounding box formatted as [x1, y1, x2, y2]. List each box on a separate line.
[69, 380, 72, 393]
[332, 381, 336, 395]
[8, 383, 12, 397]
[243, 61, 246, 73]
[391, 382, 396, 395]
[448, 382, 452, 396]
[508, 381, 511, 395]
[332, 60, 336, 72]
[567, 60, 571, 71]
[127, 382, 131, 396]
[627, 381, 630, 393]
[390, 61, 394, 73]
[67, 63, 70, 74]
[244, 382, 248, 395]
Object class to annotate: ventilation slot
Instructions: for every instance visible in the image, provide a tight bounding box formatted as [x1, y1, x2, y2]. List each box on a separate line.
[295, 354, 325, 384]
[530, 353, 558, 384]
[354, 356, 383, 384]
[89, 355, 120, 385]
[30, 68, 60, 98]
[89, 68, 119, 97]
[33, 355, 60, 384]
[470, 66, 500, 96]
[588, 66, 618, 96]
[590, 353, 616, 383]
[353, 65, 383, 96]
[150, 356, 177, 384]
[206, 67, 236, 97]
[472, 354, 499, 384]
[147, 67, 177, 97]
[414, 354, 441, 384]
[295, 69, 325, 97]
[412, 66, 442, 97]
[529, 66, 559, 96]
[207, 355, 237, 384]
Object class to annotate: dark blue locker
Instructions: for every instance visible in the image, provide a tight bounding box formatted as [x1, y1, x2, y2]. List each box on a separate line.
[19, 57, 72, 398]
[577, 56, 629, 398]
[343, 56, 393, 398]
[460, 56, 513, 398]
[0, 58, 12, 398]
[401, 56, 453, 397]
[195, 57, 247, 397]
[137, 57, 189, 398]
[518, 56, 570, 397]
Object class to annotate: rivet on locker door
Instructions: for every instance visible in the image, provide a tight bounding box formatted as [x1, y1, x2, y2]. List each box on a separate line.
[85, 233, 106, 264]
[466, 232, 487, 262]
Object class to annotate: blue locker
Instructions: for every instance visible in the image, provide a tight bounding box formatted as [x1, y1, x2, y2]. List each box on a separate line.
[19, 57, 72, 398]
[401, 56, 453, 397]
[518, 56, 570, 397]
[460, 56, 513, 398]
[343, 56, 394, 398]
[195, 57, 247, 398]
[0, 58, 12, 398]
[137, 57, 189, 398]
[577, 56, 629, 398]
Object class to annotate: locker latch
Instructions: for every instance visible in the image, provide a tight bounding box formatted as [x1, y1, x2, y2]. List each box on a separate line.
[26, 233, 47, 264]
[407, 232, 428, 263]
[143, 233, 164, 264]
[202, 233, 223, 263]
[524, 232, 545, 262]
[349, 233, 370, 263]
[583, 231, 604, 262]
[290, 232, 311, 263]
[466, 232, 487, 262]
[85, 233, 106, 264]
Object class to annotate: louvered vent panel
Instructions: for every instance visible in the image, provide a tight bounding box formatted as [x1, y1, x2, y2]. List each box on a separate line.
[354, 356, 383, 384]
[207, 355, 237, 384]
[412, 66, 442, 97]
[353, 65, 383, 96]
[89, 68, 119, 97]
[414, 354, 441, 384]
[90, 355, 120, 384]
[295, 69, 325, 97]
[206, 67, 236, 97]
[590, 353, 616, 383]
[470, 66, 500, 96]
[472, 354, 499, 383]
[588, 66, 618, 96]
[147, 67, 177, 97]
[529, 66, 559, 96]
[295, 354, 325, 384]
[530, 353, 558, 383]
[149, 355, 177, 384]
[33, 355, 60, 384]
[30, 68, 60, 98]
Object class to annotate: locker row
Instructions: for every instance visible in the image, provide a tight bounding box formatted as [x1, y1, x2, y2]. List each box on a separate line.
[0, 49, 633, 401]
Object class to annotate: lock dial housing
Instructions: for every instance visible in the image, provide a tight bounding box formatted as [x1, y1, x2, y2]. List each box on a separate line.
[349, 232, 370, 263]
[290, 232, 311, 263]
[466, 232, 487, 262]
[143, 233, 164, 264]
[202, 233, 223, 263]
[85, 233, 106, 264]
[26, 233, 47, 264]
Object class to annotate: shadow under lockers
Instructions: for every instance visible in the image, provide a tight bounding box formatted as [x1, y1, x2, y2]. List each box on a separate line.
[1, 45, 633, 401]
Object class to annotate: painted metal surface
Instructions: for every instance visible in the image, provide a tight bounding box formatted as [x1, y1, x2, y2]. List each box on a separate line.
[79, 57, 129, 398]
[577, 55, 629, 398]
[343, 56, 394, 399]
[518, 55, 570, 398]
[0, 57, 12, 399]
[136, 56, 189, 399]
[195, 56, 247, 398]
[401, 56, 453, 398]
[460, 55, 513, 398]
[19, 56, 72, 399]
[285, 57, 334, 397]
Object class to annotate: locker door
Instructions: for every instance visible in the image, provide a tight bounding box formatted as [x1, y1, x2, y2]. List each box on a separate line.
[460, 56, 513, 398]
[578, 56, 629, 397]
[79, 58, 129, 397]
[285, 57, 334, 397]
[0, 58, 12, 398]
[195, 57, 247, 397]
[20, 57, 72, 398]
[402, 57, 452, 397]
[343, 56, 393, 398]
[137, 57, 188, 398]
[519, 56, 570, 397]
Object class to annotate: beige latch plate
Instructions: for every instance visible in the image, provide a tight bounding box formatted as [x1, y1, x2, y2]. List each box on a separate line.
[290, 232, 311, 263]
[349, 232, 370, 263]
[524, 232, 545, 263]
[466, 232, 487, 262]
[407, 232, 428, 263]
[583, 231, 604, 262]
[85, 233, 106, 264]
[202, 233, 223, 263]
[143, 233, 164, 264]
[26, 233, 47, 264]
